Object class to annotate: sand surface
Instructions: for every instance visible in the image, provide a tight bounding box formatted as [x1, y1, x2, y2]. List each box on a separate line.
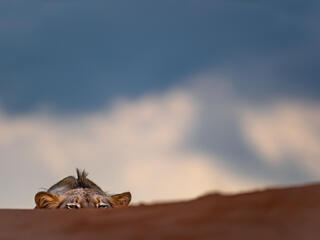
[1, 184, 320, 240]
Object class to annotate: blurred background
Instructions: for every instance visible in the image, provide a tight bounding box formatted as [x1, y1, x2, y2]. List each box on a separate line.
[0, 0, 319, 208]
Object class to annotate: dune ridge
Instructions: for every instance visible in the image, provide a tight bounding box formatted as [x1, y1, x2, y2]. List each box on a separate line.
[1, 184, 320, 240]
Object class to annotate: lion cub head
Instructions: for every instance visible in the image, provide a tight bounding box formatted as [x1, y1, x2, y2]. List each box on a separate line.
[35, 169, 131, 209]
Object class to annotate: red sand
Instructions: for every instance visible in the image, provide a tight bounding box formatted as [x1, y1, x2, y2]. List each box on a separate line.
[1, 184, 320, 240]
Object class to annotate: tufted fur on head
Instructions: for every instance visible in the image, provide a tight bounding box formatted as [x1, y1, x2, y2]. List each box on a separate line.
[47, 169, 104, 195]
[35, 169, 131, 209]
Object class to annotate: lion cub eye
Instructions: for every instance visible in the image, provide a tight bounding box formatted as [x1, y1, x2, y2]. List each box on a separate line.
[97, 203, 110, 209]
[66, 203, 81, 209]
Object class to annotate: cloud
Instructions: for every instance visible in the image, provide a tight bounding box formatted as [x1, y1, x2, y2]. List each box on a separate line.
[0, 88, 260, 208]
[241, 100, 320, 176]
[1, 77, 319, 208]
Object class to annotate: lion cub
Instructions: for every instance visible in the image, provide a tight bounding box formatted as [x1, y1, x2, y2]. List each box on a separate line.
[35, 169, 131, 209]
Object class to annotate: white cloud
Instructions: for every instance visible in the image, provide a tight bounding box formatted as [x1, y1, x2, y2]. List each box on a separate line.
[241, 100, 320, 176]
[1, 77, 319, 209]
[0, 88, 260, 208]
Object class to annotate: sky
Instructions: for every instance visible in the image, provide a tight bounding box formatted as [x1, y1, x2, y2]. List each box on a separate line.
[0, 0, 319, 208]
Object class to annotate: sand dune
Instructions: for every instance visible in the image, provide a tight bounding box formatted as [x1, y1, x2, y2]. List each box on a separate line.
[1, 184, 320, 240]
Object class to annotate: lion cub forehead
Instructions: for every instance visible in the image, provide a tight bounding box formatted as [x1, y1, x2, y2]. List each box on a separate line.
[64, 188, 105, 197]
[35, 169, 131, 209]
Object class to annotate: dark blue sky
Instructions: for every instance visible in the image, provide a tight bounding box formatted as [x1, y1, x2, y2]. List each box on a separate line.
[0, 0, 319, 114]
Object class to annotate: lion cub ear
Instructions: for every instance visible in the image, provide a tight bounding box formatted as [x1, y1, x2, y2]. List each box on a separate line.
[35, 192, 62, 209]
[111, 192, 131, 207]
